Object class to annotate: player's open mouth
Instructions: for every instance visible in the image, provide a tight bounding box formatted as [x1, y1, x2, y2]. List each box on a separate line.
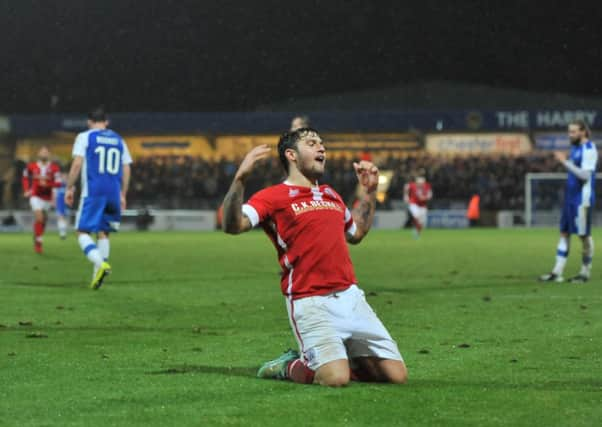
[315, 155, 325, 164]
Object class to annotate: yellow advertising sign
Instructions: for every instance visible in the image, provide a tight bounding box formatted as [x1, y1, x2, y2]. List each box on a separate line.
[124, 135, 212, 158]
[426, 133, 532, 155]
[15, 134, 74, 163]
[215, 135, 279, 160]
[16, 132, 422, 163]
[215, 133, 420, 160]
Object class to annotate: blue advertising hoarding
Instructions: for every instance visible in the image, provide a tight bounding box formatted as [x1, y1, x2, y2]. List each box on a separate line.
[533, 132, 571, 150]
[6, 109, 602, 136]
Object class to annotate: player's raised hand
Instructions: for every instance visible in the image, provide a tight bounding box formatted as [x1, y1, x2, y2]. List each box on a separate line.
[353, 160, 379, 193]
[64, 187, 75, 207]
[234, 145, 272, 182]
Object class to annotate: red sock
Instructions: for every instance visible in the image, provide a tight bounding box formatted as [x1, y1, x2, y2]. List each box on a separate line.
[413, 218, 422, 233]
[34, 221, 44, 242]
[287, 359, 315, 384]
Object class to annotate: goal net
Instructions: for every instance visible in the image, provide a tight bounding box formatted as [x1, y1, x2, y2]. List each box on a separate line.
[524, 172, 602, 227]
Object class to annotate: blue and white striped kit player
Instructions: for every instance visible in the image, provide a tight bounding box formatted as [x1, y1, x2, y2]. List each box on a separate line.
[66, 112, 133, 290]
[540, 120, 597, 284]
[560, 141, 597, 236]
[73, 129, 132, 232]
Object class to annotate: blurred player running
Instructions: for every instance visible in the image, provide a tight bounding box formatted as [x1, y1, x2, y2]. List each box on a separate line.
[404, 169, 432, 238]
[222, 128, 407, 387]
[22, 146, 62, 253]
[65, 108, 132, 289]
[540, 120, 597, 284]
[54, 172, 69, 239]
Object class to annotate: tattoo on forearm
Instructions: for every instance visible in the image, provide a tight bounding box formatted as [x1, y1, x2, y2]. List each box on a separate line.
[352, 194, 376, 240]
[222, 181, 244, 231]
[359, 199, 372, 224]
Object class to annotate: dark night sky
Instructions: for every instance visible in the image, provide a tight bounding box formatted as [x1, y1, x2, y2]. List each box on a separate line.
[1, 0, 601, 113]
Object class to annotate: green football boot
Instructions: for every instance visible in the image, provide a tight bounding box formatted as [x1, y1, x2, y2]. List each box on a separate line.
[257, 349, 300, 380]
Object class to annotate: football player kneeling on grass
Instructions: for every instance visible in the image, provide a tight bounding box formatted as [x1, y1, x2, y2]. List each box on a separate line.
[222, 128, 407, 387]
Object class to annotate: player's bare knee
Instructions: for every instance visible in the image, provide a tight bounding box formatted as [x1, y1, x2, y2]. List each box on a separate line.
[388, 367, 408, 384]
[383, 361, 407, 384]
[318, 372, 350, 387]
[315, 363, 351, 387]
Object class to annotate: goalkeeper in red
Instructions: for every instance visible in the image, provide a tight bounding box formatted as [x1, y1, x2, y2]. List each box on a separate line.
[222, 128, 407, 386]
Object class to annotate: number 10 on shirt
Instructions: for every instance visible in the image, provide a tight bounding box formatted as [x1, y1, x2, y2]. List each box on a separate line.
[95, 146, 121, 174]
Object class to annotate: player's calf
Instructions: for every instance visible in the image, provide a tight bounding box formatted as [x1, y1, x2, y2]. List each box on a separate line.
[257, 352, 350, 387]
[540, 234, 570, 282]
[32, 210, 46, 253]
[352, 357, 407, 384]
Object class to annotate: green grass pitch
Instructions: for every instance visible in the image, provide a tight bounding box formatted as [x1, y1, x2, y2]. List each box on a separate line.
[1, 229, 601, 427]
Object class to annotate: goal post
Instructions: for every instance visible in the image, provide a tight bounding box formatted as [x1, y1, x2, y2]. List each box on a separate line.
[525, 172, 602, 227]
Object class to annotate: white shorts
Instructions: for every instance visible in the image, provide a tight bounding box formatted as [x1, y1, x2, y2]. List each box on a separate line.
[286, 285, 403, 371]
[409, 203, 427, 227]
[30, 196, 52, 212]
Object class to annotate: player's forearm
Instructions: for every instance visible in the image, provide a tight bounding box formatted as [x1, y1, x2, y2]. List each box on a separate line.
[562, 160, 592, 181]
[222, 178, 246, 234]
[350, 191, 376, 243]
[122, 165, 131, 195]
[66, 163, 81, 188]
[21, 177, 29, 192]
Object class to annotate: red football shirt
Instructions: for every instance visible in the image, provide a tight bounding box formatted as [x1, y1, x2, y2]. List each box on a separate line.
[243, 182, 357, 300]
[22, 161, 62, 201]
[407, 182, 432, 207]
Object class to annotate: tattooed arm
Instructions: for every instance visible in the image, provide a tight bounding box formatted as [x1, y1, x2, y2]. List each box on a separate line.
[222, 145, 271, 234]
[347, 160, 379, 245]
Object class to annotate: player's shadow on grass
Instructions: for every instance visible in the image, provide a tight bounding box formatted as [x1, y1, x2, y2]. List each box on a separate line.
[370, 278, 538, 295]
[148, 365, 256, 378]
[10, 280, 86, 289]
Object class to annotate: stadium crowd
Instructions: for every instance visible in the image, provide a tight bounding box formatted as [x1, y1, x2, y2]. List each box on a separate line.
[125, 152, 564, 210]
[0, 152, 565, 211]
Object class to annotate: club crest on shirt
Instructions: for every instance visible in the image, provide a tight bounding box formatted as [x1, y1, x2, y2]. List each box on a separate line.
[288, 188, 300, 197]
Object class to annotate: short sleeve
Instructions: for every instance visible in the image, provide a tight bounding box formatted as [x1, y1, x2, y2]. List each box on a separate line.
[122, 141, 133, 164]
[344, 207, 357, 237]
[581, 145, 598, 171]
[242, 188, 274, 228]
[72, 133, 88, 157]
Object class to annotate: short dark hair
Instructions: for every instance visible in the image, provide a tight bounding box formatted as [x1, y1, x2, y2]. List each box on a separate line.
[278, 127, 319, 173]
[88, 106, 108, 123]
[569, 119, 591, 138]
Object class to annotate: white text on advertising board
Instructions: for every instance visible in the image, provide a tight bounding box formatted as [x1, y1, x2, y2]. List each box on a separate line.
[496, 110, 598, 128]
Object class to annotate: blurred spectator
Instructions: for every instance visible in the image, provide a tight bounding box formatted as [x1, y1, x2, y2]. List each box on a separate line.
[467, 194, 481, 226]
[290, 115, 310, 131]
